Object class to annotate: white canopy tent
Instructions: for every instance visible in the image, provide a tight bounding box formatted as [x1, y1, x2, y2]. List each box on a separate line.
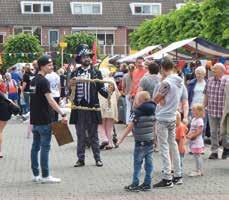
[118, 45, 160, 63]
[146, 37, 229, 60]
[151, 51, 192, 60]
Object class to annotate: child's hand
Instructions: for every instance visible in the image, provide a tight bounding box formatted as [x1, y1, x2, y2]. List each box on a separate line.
[159, 99, 165, 106]
[117, 139, 122, 146]
[190, 136, 197, 141]
[186, 134, 191, 139]
[183, 117, 189, 125]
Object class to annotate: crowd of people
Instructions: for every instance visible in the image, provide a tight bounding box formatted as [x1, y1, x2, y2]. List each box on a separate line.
[0, 44, 229, 191]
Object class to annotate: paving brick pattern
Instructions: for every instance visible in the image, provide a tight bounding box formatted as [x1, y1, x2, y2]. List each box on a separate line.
[0, 120, 229, 200]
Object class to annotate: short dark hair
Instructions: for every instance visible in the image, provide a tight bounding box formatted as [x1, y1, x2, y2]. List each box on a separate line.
[147, 62, 160, 75]
[161, 57, 174, 71]
[136, 56, 144, 61]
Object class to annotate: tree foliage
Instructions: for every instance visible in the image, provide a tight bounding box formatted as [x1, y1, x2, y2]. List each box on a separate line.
[3, 33, 43, 69]
[130, 0, 229, 49]
[200, 0, 229, 48]
[54, 32, 96, 67]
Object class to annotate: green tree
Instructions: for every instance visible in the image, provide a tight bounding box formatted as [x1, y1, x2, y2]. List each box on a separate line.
[55, 32, 96, 67]
[130, 1, 202, 49]
[200, 0, 229, 48]
[130, 0, 229, 49]
[172, 2, 202, 41]
[3, 33, 43, 69]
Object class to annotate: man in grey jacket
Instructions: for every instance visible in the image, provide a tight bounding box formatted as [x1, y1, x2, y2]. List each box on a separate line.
[153, 57, 186, 188]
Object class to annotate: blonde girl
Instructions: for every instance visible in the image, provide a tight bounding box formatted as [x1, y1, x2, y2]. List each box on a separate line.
[187, 103, 205, 176]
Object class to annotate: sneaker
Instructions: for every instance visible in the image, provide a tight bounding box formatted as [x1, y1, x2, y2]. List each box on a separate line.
[124, 184, 140, 192]
[209, 153, 218, 160]
[99, 141, 109, 150]
[139, 183, 151, 191]
[153, 179, 174, 188]
[22, 112, 30, 119]
[74, 160, 85, 167]
[172, 176, 183, 185]
[41, 176, 61, 184]
[188, 171, 203, 177]
[32, 176, 41, 183]
[221, 148, 229, 160]
[95, 160, 103, 167]
[22, 118, 30, 124]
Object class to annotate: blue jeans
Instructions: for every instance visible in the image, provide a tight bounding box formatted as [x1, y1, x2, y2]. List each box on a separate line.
[132, 141, 153, 186]
[31, 125, 52, 178]
[23, 92, 30, 113]
[180, 153, 184, 176]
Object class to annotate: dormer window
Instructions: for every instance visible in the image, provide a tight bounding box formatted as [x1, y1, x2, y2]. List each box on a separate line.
[176, 3, 185, 9]
[130, 3, 161, 16]
[70, 2, 102, 15]
[21, 1, 53, 14]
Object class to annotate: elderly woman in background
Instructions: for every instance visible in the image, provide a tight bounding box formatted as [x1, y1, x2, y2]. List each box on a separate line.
[187, 66, 207, 137]
[188, 66, 207, 110]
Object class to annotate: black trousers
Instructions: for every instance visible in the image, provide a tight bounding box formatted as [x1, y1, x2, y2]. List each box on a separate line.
[75, 123, 100, 162]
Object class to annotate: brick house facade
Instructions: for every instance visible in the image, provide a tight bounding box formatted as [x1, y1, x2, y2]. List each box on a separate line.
[0, 0, 185, 55]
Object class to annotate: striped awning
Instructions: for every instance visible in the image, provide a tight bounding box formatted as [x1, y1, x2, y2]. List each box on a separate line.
[146, 37, 229, 59]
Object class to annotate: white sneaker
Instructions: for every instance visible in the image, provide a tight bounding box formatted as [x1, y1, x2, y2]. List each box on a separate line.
[32, 176, 41, 183]
[188, 171, 203, 177]
[41, 176, 61, 184]
[22, 112, 30, 118]
[22, 118, 30, 124]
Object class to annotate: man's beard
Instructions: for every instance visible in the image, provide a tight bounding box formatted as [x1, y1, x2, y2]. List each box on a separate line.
[82, 60, 91, 67]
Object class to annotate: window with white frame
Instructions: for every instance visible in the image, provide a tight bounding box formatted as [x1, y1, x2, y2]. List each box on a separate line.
[130, 3, 161, 16]
[20, 1, 53, 14]
[176, 3, 185, 9]
[70, 2, 102, 15]
[13, 26, 42, 44]
[72, 28, 114, 45]
[0, 32, 6, 44]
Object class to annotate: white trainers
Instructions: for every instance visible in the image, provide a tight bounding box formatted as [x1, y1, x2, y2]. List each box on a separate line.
[41, 176, 61, 184]
[22, 112, 30, 119]
[188, 171, 203, 177]
[32, 176, 41, 183]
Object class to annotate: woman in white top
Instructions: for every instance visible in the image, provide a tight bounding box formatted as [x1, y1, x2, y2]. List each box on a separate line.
[187, 66, 207, 135]
[188, 66, 207, 107]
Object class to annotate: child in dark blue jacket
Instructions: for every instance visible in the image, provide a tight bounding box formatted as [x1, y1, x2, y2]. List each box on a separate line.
[117, 91, 156, 192]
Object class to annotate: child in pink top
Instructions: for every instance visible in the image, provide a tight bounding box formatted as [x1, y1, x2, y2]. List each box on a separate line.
[187, 104, 205, 177]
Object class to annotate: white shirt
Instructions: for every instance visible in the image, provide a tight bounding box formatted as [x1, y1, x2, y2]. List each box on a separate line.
[46, 71, 60, 98]
[192, 80, 206, 106]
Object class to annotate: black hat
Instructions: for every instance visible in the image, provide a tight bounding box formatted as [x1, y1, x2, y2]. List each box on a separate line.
[75, 44, 93, 64]
[37, 55, 53, 68]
